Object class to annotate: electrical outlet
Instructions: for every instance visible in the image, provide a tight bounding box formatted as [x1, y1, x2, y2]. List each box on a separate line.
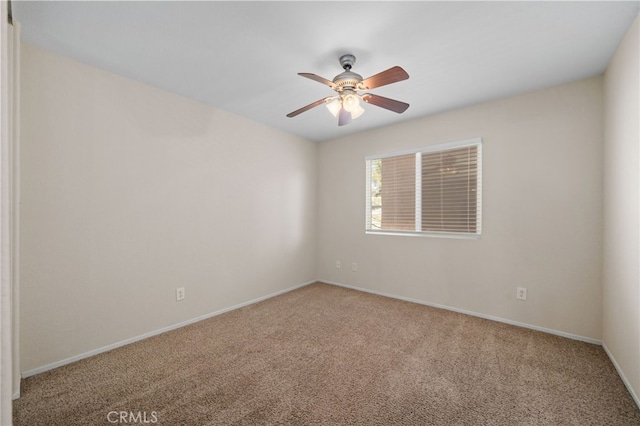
[516, 287, 527, 301]
[336, 260, 341, 269]
[352, 262, 358, 272]
[176, 287, 185, 301]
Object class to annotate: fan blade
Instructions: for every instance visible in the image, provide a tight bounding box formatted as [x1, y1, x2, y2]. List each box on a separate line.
[298, 73, 337, 90]
[362, 93, 409, 114]
[338, 108, 352, 126]
[360, 66, 409, 90]
[286, 98, 328, 118]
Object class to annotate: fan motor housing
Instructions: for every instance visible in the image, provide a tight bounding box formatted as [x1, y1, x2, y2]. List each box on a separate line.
[333, 70, 363, 91]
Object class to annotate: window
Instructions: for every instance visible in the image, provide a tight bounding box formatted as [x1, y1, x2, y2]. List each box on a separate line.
[366, 138, 482, 237]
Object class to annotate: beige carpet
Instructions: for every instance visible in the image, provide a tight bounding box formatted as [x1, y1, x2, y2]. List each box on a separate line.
[13, 282, 640, 425]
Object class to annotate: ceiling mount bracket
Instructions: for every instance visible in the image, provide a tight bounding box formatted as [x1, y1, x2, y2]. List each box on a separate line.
[339, 54, 356, 70]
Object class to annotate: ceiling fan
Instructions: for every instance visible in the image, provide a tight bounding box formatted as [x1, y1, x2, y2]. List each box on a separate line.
[286, 54, 410, 126]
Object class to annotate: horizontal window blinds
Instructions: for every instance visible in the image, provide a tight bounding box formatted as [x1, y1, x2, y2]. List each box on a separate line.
[366, 139, 482, 237]
[380, 154, 415, 231]
[422, 145, 478, 233]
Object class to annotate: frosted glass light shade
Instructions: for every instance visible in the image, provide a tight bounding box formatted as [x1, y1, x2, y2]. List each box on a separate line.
[342, 93, 359, 112]
[326, 98, 341, 117]
[351, 103, 365, 119]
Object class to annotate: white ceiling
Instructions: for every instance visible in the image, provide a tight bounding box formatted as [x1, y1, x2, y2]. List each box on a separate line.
[12, 1, 639, 142]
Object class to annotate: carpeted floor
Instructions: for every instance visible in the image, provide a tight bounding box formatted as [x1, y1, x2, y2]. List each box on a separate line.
[13, 282, 640, 425]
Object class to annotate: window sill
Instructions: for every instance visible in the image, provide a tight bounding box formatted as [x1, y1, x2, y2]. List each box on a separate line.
[365, 230, 481, 240]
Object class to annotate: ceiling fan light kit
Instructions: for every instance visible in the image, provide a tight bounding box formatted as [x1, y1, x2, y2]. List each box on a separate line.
[287, 54, 409, 127]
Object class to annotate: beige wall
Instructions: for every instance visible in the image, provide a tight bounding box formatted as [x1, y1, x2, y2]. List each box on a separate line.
[603, 15, 639, 404]
[318, 77, 604, 341]
[19, 44, 317, 372]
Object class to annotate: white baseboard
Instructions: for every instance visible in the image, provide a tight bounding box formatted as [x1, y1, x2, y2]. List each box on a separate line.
[320, 279, 602, 345]
[21, 280, 315, 379]
[12, 391, 20, 400]
[602, 342, 640, 409]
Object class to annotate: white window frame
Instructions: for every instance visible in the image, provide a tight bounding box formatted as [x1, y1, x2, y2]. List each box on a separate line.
[365, 138, 482, 239]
